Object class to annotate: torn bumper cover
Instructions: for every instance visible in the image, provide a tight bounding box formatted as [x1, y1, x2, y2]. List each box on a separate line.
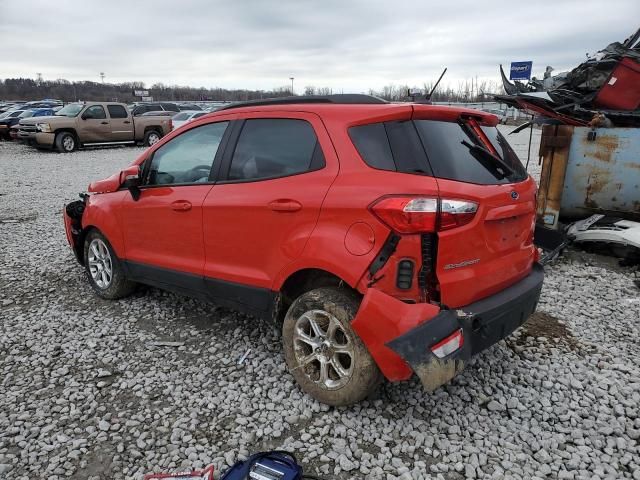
[386, 263, 544, 391]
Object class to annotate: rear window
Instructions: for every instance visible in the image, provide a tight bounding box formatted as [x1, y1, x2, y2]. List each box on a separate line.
[350, 120, 527, 185]
[228, 119, 325, 181]
[415, 121, 527, 185]
[107, 105, 128, 119]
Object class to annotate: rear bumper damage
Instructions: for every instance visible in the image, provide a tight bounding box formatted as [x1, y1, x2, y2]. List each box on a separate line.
[354, 263, 544, 391]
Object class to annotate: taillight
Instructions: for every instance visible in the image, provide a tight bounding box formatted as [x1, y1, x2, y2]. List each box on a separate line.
[370, 196, 478, 233]
[431, 329, 464, 358]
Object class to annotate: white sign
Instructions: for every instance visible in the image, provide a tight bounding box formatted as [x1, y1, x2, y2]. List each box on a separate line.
[141, 96, 154, 102]
[134, 90, 149, 96]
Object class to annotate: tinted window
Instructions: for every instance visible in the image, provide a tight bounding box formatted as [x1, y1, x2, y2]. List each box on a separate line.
[349, 123, 395, 170]
[349, 121, 432, 175]
[83, 105, 106, 120]
[415, 120, 527, 185]
[147, 122, 228, 186]
[160, 103, 179, 112]
[193, 112, 206, 118]
[228, 119, 323, 181]
[107, 105, 128, 119]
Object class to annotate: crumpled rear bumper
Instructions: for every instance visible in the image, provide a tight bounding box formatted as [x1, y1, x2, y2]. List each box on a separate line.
[353, 263, 544, 391]
[387, 263, 544, 391]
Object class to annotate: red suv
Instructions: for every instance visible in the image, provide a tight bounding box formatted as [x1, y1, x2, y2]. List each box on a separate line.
[64, 95, 543, 406]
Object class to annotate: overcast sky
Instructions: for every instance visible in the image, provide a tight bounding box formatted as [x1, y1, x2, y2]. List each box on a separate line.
[0, 0, 638, 92]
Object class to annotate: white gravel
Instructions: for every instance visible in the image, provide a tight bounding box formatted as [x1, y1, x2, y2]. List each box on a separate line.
[0, 126, 638, 480]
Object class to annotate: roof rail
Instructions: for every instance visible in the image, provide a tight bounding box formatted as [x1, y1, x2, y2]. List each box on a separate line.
[216, 94, 388, 111]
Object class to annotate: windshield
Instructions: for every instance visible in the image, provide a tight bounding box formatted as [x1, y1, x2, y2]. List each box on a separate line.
[56, 104, 84, 117]
[172, 112, 190, 121]
[18, 110, 34, 118]
[0, 111, 9, 119]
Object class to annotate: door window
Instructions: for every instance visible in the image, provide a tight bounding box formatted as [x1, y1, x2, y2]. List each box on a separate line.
[147, 122, 229, 186]
[82, 105, 106, 120]
[228, 119, 324, 181]
[107, 105, 128, 119]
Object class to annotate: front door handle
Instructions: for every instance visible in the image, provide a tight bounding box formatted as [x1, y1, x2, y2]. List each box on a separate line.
[268, 199, 302, 212]
[171, 200, 192, 211]
[123, 120, 131, 124]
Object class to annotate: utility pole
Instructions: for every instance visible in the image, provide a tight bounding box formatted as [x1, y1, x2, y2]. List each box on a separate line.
[289, 77, 294, 95]
[36, 73, 43, 84]
[100, 72, 105, 83]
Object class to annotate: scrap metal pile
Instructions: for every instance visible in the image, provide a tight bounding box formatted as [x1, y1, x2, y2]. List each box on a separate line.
[496, 27, 640, 127]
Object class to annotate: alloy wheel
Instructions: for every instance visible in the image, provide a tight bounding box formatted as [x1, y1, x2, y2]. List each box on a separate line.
[292, 309, 355, 390]
[87, 238, 113, 289]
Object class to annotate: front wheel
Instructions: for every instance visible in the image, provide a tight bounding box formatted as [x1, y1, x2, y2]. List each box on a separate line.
[83, 230, 136, 299]
[143, 130, 161, 147]
[282, 287, 382, 406]
[55, 132, 77, 153]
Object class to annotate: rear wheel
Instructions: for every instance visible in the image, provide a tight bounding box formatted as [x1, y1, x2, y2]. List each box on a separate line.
[144, 130, 161, 147]
[282, 287, 382, 406]
[83, 230, 136, 299]
[55, 132, 76, 153]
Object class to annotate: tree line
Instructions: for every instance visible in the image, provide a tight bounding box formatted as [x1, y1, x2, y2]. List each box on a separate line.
[0, 77, 504, 103]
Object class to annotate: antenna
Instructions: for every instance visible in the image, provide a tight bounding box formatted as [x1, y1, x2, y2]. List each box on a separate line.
[426, 67, 447, 101]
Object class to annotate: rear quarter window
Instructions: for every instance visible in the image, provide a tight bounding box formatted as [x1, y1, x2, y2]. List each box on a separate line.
[107, 105, 128, 119]
[349, 121, 432, 175]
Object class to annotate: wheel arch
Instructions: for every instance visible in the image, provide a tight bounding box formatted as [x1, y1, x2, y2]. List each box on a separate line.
[274, 267, 360, 324]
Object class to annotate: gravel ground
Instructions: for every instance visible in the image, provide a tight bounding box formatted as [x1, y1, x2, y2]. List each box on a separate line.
[0, 127, 639, 480]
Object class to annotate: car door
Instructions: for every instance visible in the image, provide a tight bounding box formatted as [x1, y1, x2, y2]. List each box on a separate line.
[201, 112, 339, 311]
[80, 105, 111, 142]
[106, 104, 134, 141]
[118, 120, 230, 293]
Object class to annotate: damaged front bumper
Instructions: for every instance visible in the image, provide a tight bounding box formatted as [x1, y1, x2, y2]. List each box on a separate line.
[387, 263, 544, 391]
[63, 198, 87, 263]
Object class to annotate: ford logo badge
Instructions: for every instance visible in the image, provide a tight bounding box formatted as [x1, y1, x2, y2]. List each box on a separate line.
[510, 191, 519, 200]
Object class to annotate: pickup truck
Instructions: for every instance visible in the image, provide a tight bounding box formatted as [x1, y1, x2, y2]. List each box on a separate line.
[23, 102, 173, 152]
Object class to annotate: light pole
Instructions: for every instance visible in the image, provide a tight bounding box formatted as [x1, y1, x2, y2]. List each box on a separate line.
[289, 77, 294, 95]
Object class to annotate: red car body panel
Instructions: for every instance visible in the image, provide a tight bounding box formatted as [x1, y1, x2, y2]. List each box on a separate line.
[67, 100, 541, 386]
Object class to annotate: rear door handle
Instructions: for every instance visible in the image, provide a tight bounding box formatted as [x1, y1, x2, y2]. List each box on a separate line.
[171, 200, 192, 211]
[100, 121, 109, 125]
[268, 199, 302, 212]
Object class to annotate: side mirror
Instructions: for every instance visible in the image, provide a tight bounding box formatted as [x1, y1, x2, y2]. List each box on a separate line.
[120, 165, 142, 200]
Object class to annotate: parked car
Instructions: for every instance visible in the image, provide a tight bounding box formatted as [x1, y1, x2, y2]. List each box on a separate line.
[63, 94, 543, 406]
[171, 110, 207, 129]
[24, 102, 172, 152]
[130, 102, 180, 117]
[6, 108, 56, 141]
[15, 108, 57, 144]
[0, 109, 28, 139]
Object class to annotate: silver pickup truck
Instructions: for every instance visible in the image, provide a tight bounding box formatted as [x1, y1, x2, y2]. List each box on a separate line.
[18, 102, 173, 152]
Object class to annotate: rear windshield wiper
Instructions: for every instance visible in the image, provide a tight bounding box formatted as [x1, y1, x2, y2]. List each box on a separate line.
[461, 139, 514, 179]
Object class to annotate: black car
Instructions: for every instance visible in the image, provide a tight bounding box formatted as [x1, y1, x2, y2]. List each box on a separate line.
[130, 102, 180, 116]
[0, 110, 28, 140]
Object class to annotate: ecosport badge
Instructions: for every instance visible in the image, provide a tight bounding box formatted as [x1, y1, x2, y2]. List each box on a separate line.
[443, 258, 480, 270]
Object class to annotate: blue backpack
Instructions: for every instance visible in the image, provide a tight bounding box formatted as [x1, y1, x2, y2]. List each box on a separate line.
[220, 451, 322, 480]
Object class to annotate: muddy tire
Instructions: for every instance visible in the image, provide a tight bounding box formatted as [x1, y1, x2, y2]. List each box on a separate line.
[143, 130, 161, 147]
[83, 230, 136, 300]
[283, 287, 382, 406]
[55, 131, 77, 153]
